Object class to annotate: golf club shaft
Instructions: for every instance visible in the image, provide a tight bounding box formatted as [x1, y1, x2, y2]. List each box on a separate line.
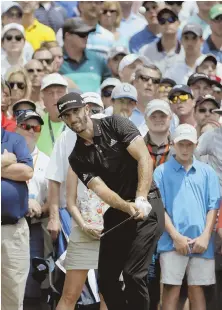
[100, 211, 140, 237]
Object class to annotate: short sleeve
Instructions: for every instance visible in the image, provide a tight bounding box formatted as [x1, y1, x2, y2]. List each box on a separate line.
[68, 153, 97, 188]
[110, 115, 141, 148]
[13, 135, 33, 168]
[153, 166, 166, 208]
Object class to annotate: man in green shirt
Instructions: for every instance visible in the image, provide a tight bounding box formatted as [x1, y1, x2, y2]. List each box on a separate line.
[59, 17, 111, 92]
[37, 73, 68, 156]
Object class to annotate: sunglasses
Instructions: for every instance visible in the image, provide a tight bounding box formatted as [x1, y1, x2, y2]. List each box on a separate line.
[159, 15, 178, 25]
[159, 85, 172, 92]
[91, 108, 102, 114]
[9, 82, 26, 90]
[14, 109, 34, 117]
[27, 68, 43, 73]
[74, 32, 89, 38]
[6, 11, 23, 18]
[138, 75, 160, 84]
[38, 58, 54, 65]
[183, 34, 198, 41]
[144, 5, 158, 12]
[102, 9, 117, 14]
[102, 89, 113, 97]
[213, 15, 222, 22]
[19, 123, 42, 133]
[5, 35, 23, 42]
[198, 108, 215, 114]
[170, 94, 189, 104]
[165, 1, 183, 6]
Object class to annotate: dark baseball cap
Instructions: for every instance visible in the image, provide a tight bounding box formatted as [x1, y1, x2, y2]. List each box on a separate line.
[187, 73, 212, 86]
[195, 95, 220, 109]
[12, 99, 36, 113]
[182, 24, 203, 37]
[160, 78, 176, 87]
[16, 110, 44, 125]
[57, 92, 86, 117]
[157, 7, 178, 21]
[168, 84, 193, 100]
[63, 17, 96, 36]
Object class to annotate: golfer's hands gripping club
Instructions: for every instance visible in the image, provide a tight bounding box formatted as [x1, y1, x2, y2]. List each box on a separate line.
[135, 196, 152, 219]
[126, 202, 145, 220]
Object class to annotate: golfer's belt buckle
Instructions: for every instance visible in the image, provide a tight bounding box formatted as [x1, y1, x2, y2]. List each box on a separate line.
[148, 191, 158, 199]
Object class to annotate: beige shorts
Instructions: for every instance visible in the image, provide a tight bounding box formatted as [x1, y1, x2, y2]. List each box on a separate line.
[1, 217, 30, 310]
[160, 251, 215, 286]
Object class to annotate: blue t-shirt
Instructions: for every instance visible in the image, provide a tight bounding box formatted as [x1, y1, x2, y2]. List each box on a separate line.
[1, 128, 33, 222]
[154, 156, 220, 259]
[202, 36, 222, 63]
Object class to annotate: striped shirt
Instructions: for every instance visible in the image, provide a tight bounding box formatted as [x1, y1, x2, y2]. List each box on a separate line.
[196, 127, 222, 195]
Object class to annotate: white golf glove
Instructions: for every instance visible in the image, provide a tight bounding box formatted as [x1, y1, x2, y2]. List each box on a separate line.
[135, 196, 152, 218]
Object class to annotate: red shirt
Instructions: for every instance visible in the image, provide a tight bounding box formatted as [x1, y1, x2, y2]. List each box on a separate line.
[1, 112, 16, 132]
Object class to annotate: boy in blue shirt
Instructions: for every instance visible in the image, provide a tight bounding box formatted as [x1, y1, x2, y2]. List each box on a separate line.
[154, 124, 220, 310]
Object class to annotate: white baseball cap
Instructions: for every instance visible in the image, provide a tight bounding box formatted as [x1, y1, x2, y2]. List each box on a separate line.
[82, 92, 104, 108]
[1, 23, 25, 39]
[118, 54, 149, 73]
[1, 2, 22, 16]
[100, 78, 121, 91]
[111, 83, 138, 102]
[195, 54, 217, 69]
[41, 73, 68, 91]
[173, 124, 197, 144]
[145, 99, 172, 118]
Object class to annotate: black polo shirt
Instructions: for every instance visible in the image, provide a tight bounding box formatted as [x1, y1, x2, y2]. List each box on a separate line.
[69, 115, 156, 201]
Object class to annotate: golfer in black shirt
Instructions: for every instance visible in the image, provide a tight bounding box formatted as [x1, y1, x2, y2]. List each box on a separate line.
[57, 92, 165, 310]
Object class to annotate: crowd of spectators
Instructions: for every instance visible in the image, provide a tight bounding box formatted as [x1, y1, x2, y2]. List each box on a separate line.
[1, 1, 222, 310]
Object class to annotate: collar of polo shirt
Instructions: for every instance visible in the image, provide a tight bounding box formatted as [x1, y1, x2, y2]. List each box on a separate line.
[157, 38, 181, 54]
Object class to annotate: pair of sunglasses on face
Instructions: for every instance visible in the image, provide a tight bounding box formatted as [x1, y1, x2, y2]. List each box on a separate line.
[4, 34, 23, 42]
[102, 9, 117, 14]
[170, 94, 190, 104]
[9, 82, 26, 90]
[198, 108, 216, 114]
[158, 85, 172, 92]
[213, 15, 222, 22]
[165, 1, 183, 6]
[6, 11, 23, 18]
[102, 89, 112, 97]
[70, 32, 89, 38]
[138, 75, 160, 85]
[158, 15, 178, 25]
[38, 58, 54, 65]
[18, 123, 42, 133]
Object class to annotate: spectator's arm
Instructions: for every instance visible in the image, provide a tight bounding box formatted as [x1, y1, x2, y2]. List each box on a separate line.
[1, 163, 33, 181]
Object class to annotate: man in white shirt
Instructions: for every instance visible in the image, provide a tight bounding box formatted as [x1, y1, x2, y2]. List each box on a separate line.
[140, 7, 185, 75]
[164, 24, 204, 85]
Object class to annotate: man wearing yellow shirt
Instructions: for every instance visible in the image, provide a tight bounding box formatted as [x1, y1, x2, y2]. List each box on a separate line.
[18, 1, 56, 50]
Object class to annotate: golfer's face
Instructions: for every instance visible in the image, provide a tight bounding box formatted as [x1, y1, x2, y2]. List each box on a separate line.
[62, 106, 89, 133]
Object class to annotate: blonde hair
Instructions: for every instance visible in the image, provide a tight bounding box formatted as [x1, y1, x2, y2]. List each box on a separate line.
[5, 65, 32, 99]
[41, 41, 60, 50]
[101, 1, 122, 28]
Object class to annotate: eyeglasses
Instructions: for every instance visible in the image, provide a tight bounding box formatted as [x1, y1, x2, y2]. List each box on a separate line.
[144, 5, 158, 12]
[38, 58, 54, 65]
[159, 85, 172, 92]
[198, 108, 215, 114]
[170, 94, 189, 104]
[75, 32, 89, 38]
[102, 9, 117, 14]
[165, 1, 183, 6]
[138, 75, 160, 84]
[9, 82, 26, 90]
[158, 16, 178, 25]
[91, 108, 102, 114]
[18, 123, 41, 133]
[213, 15, 222, 22]
[6, 11, 23, 18]
[102, 90, 113, 97]
[5, 35, 23, 42]
[14, 109, 34, 117]
[27, 68, 43, 73]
